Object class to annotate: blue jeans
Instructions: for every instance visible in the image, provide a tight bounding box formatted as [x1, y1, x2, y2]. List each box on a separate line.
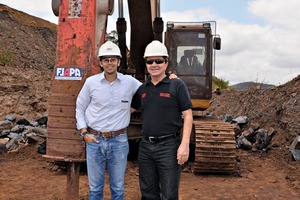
[86, 133, 129, 200]
[138, 136, 181, 200]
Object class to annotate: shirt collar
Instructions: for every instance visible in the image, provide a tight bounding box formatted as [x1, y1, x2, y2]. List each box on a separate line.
[99, 72, 124, 82]
[145, 75, 170, 86]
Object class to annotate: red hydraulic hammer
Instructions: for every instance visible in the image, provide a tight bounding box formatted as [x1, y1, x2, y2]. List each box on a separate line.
[44, 0, 114, 199]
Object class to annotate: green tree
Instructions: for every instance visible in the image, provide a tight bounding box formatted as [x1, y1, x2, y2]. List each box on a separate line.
[106, 30, 118, 44]
[212, 76, 229, 90]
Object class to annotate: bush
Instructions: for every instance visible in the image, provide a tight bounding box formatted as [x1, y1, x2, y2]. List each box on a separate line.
[212, 76, 229, 90]
[0, 49, 13, 66]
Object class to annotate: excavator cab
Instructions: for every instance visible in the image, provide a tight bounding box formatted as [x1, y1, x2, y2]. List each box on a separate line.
[165, 22, 221, 111]
[165, 22, 236, 174]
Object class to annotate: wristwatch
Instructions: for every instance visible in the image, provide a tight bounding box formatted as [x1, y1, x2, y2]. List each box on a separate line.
[80, 131, 89, 140]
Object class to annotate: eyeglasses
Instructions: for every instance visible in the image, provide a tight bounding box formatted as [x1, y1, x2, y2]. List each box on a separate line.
[145, 59, 165, 65]
[102, 57, 118, 63]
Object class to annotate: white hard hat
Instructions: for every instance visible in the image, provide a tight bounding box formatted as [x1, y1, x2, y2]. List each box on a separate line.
[144, 40, 169, 58]
[98, 41, 122, 58]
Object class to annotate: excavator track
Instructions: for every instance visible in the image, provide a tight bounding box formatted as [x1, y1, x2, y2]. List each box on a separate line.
[193, 118, 236, 174]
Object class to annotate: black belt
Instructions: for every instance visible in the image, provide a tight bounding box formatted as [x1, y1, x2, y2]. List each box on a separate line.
[143, 131, 181, 143]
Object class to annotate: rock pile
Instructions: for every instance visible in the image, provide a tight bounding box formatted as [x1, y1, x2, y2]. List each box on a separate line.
[0, 112, 276, 156]
[0, 114, 47, 154]
[223, 115, 275, 151]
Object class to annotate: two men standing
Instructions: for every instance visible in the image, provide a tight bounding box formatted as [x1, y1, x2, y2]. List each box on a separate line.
[76, 40, 193, 200]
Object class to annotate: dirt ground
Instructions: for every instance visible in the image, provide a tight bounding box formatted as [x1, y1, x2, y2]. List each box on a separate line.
[0, 142, 299, 200]
[0, 4, 300, 200]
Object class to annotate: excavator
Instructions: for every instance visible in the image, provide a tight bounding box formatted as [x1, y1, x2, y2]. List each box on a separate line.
[45, 1, 236, 197]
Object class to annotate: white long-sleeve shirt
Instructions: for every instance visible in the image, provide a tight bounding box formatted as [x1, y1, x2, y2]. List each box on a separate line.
[76, 72, 141, 132]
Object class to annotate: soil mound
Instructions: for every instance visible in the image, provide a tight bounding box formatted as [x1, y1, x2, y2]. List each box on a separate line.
[0, 4, 56, 119]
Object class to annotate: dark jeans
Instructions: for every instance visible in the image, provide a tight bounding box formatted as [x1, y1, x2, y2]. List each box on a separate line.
[138, 136, 181, 200]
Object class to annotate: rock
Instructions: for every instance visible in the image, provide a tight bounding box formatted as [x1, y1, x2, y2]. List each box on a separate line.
[255, 129, 269, 150]
[236, 135, 253, 150]
[0, 143, 7, 153]
[214, 88, 221, 95]
[32, 127, 47, 136]
[36, 116, 48, 126]
[289, 135, 300, 161]
[249, 123, 260, 132]
[224, 114, 233, 122]
[16, 118, 31, 126]
[30, 121, 39, 127]
[10, 125, 25, 133]
[242, 128, 256, 143]
[4, 114, 16, 122]
[5, 133, 23, 150]
[0, 138, 9, 144]
[26, 133, 39, 144]
[0, 120, 13, 132]
[233, 123, 242, 138]
[0, 130, 10, 138]
[37, 141, 46, 154]
[267, 127, 276, 138]
[232, 116, 249, 128]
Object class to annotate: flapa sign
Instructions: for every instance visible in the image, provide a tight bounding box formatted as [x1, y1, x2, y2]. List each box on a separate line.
[55, 67, 82, 80]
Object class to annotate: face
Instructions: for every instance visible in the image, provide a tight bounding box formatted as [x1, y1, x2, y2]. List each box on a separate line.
[145, 56, 168, 77]
[100, 56, 120, 75]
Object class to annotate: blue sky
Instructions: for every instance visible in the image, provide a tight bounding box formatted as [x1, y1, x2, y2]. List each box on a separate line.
[163, 0, 254, 23]
[1, 0, 300, 86]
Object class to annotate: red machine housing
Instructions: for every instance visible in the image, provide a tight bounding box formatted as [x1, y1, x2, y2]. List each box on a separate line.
[45, 0, 113, 161]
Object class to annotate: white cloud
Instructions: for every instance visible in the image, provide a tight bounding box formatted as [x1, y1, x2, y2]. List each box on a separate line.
[248, 0, 300, 30]
[163, 8, 217, 23]
[216, 17, 300, 85]
[2, 0, 299, 85]
[162, 1, 300, 85]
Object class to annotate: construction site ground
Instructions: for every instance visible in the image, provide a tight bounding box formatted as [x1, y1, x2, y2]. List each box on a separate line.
[0, 4, 299, 200]
[0, 143, 299, 200]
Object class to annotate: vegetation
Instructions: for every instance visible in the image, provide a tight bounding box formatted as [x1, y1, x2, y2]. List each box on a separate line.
[0, 48, 13, 66]
[106, 30, 118, 44]
[212, 76, 229, 90]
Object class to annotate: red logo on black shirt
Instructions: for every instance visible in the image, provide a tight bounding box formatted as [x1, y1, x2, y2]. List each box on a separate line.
[141, 93, 146, 99]
[160, 93, 171, 98]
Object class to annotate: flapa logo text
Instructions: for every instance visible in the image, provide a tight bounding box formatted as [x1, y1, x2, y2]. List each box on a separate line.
[55, 67, 82, 80]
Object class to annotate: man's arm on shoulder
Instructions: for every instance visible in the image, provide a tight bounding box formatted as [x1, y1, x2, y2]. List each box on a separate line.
[131, 90, 141, 110]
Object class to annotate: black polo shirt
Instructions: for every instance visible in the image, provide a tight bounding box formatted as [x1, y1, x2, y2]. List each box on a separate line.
[131, 76, 192, 137]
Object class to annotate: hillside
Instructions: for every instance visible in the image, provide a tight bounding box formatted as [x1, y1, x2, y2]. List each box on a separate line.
[0, 4, 56, 119]
[0, 4, 299, 199]
[231, 81, 275, 91]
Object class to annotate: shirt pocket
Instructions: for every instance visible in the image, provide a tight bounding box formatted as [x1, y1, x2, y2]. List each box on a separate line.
[117, 90, 131, 110]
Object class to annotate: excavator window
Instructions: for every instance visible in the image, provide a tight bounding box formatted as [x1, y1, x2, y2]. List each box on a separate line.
[176, 47, 205, 75]
[166, 28, 212, 99]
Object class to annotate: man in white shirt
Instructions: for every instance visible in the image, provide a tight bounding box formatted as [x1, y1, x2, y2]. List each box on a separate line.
[76, 41, 141, 200]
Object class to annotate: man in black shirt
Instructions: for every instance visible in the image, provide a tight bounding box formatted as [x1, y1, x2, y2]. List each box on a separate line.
[131, 40, 193, 200]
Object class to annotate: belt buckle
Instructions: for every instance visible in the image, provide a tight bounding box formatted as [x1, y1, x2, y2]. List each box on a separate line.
[148, 136, 156, 143]
[101, 132, 110, 138]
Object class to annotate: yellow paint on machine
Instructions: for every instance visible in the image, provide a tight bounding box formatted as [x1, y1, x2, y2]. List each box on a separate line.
[191, 99, 212, 110]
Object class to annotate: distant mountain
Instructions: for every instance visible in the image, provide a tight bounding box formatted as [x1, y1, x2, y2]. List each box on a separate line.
[230, 82, 275, 91]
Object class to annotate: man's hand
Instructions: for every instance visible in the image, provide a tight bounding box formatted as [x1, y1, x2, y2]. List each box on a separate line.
[177, 142, 189, 165]
[83, 134, 99, 144]
[169, 73, 178, 79]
